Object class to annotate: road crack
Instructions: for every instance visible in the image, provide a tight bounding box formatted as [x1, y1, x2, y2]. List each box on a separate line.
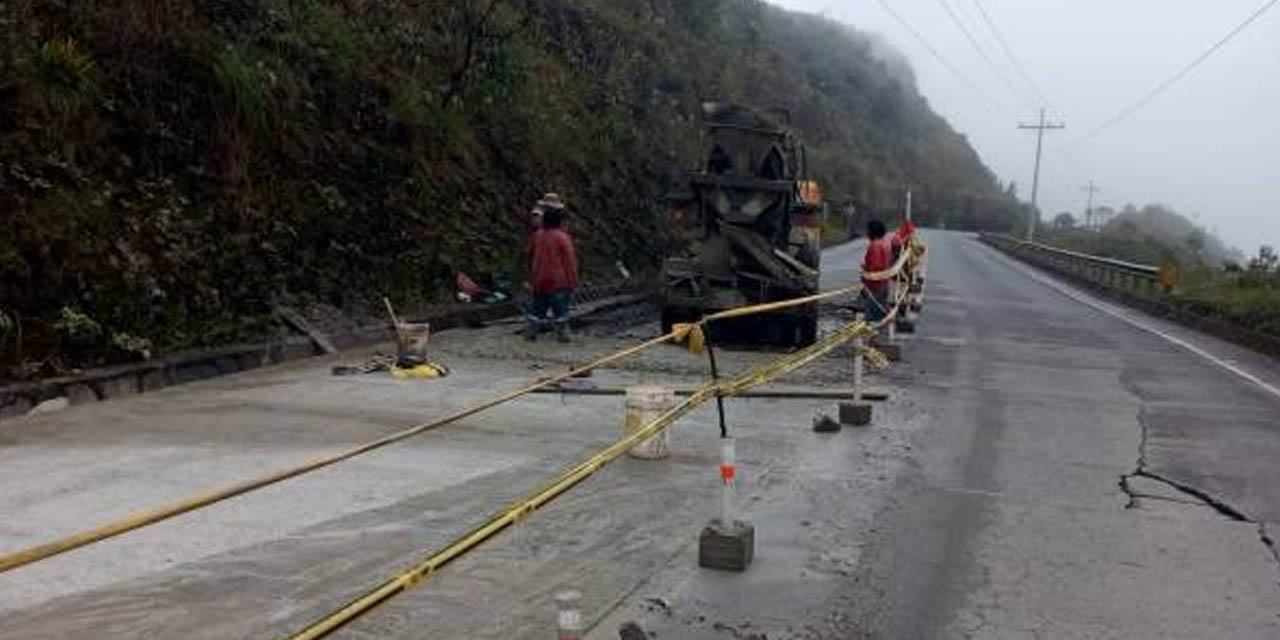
[1120, 407, 1280, 589]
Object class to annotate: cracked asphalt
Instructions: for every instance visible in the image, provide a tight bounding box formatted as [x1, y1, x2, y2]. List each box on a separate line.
[1, 231, 1279, 638]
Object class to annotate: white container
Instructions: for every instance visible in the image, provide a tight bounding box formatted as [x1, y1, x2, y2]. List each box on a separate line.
[395, 321, 430, 358]
[624, 386, 676, 459]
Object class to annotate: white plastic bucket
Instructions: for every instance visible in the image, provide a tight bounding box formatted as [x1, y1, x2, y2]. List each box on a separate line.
[395, 321, 430, 358]
[624, 385, 676, 459]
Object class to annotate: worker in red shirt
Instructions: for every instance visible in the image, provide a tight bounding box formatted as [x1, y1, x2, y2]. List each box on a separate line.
[861, 219, 893, 323]
[525, 207, 580, 342]
[890, 219, 915, 261]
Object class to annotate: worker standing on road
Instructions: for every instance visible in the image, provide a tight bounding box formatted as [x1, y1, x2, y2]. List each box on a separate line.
[525, 206, 580, 342]
[523, 205, 544, 270]
[862, 219, 893, 323]
[890, 218, 916, 262]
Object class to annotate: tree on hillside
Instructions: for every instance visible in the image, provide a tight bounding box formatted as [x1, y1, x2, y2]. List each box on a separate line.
[1052, 212, 1076, 230]
[1249, 245, 1278, 273]
[1185, 230, 1206, 256]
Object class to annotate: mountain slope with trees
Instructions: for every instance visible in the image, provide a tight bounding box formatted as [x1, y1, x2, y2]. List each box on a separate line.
[0, 0, 1020, 375]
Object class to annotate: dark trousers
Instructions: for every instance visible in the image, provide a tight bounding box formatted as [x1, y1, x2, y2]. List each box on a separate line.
[861, 287, 891, 323]
[527, 289, 572, 329]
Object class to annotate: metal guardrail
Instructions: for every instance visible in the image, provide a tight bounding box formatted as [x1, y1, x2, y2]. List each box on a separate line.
[980, 234, 1168, 294]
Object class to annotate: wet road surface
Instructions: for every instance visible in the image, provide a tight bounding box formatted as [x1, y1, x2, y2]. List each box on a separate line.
[1, 231, 1279, 638]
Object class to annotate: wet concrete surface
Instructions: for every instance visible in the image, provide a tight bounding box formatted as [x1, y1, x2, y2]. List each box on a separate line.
[2, 231, 1279, 638]
[591, 232, 1280, 639]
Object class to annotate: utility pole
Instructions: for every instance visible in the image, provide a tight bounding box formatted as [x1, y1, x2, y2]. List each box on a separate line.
[1018, 108, 1065, 240]
[1081, 182, 1101, 231]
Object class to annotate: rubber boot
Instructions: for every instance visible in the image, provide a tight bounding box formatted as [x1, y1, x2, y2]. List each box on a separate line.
[524, 318, 538, 341]
[555, 321, 570, 343]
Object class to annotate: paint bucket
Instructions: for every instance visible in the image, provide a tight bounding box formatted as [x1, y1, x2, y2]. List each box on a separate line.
[395, 321, 431, 358]
[624, 385, 676, 459]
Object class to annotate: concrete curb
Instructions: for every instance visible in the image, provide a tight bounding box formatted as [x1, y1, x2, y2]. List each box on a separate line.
[1, 284, 645, 421]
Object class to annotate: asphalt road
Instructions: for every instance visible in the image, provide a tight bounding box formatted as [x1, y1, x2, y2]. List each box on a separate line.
[1, 231, 1278, 638]
[840, 232, 1280, 639]
[599, 231, 1280, 638]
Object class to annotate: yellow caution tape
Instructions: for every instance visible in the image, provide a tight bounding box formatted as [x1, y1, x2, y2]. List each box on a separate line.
[282, 314, 880, 640]
[0, 332, 676, 575]
[671, 322, 706, 355]
[0, 238, 928, 576]
[859, 345, 891, 371]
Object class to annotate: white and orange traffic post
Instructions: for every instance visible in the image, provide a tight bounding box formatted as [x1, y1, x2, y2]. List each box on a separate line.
[555, 590, 582, 640]
[840, 313, 873, 426]
[698, 437, 754, 571]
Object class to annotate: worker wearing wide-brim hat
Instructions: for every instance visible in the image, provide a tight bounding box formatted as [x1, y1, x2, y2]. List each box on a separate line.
[537, 192, 567, 210]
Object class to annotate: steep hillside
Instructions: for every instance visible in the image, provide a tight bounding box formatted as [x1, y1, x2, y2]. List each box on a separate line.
[0, 0, 1017, 373]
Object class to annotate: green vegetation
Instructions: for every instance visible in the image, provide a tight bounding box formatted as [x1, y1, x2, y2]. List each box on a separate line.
[1039, 204, 1279, 340]
[1, 0, 1019, 377]
[1171, 245, 1280, 338]
[1040, 203, 1235, 269]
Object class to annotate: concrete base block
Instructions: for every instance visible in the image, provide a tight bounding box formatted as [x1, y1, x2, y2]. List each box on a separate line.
[813, 413, 841, 432]
[98, 376, 141, 400]
[838, 401, 872, 426]
[896, 317, 916, 334]
[879, 343, 902, 362]
[699, 520, 755, 572]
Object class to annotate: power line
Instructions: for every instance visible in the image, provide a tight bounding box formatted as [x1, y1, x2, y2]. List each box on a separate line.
[933, 0, 1036, 109]
[870, 0, 1014, 116]
[1069, 0, 1280, 146]
[969, 0, 1055, 111]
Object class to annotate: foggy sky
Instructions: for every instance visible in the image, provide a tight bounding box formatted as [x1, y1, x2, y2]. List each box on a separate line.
[767, 0, 1280, 255]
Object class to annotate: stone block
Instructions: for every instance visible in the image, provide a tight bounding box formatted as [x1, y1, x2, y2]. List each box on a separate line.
[171, 363, 219, 384]
[699, 520, 755, 572]
[813, 413, 841, 432]
[879, 343, 902, 362]
[0, 396, 33, 420]
[838, 401, 872, 426]
[213, 356, 240, 374]
[65, 383, 100, 406]
[98, 376, 140, 399]
[140, 370, 168, 392]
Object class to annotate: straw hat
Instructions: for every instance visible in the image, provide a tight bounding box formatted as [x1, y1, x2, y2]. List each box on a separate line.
[537, 192, 566, 209]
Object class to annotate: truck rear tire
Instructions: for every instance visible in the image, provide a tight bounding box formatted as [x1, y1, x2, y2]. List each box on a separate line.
[797, 312, 818, 347]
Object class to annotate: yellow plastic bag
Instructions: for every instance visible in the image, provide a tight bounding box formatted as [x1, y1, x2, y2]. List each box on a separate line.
[390, 362, 449, 380]
[671, 322, 706, 355]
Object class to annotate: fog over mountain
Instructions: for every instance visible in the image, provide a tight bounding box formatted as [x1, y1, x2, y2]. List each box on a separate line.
[771, 0, 1280, 254]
